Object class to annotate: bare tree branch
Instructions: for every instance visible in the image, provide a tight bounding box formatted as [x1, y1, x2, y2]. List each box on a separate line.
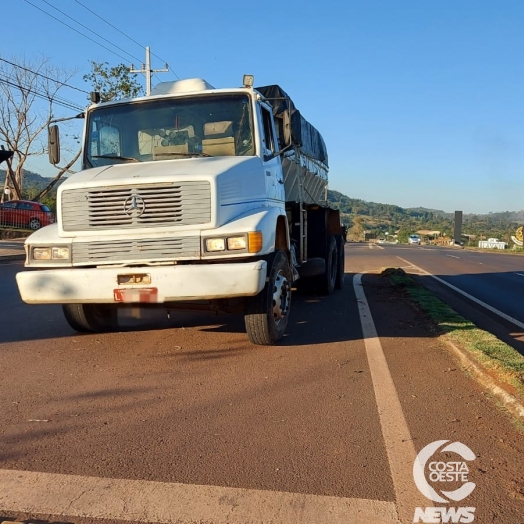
[33, 148, 81, 201]
[0, 55, 79, 201]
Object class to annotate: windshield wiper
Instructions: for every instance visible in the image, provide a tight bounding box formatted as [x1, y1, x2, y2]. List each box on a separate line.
[91, 155, 140, 163]
[155, 152, 213, 158]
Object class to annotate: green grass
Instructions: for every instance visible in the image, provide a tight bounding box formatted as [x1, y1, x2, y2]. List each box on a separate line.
[384, 268, 524, 395]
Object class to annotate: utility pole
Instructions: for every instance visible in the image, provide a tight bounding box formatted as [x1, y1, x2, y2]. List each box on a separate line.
[130, 47, 169, 96]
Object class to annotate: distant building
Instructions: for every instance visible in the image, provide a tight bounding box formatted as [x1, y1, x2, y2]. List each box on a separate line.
[478, 238, 507, 249]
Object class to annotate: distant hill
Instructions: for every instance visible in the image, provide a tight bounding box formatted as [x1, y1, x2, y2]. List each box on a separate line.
[327, 190, 444, 221]
[415, 207, 524, 224]
[327, 189, 524, 243]
[1, 169, 67, 197]
[327, 190, 524, 224]
[24, 170, 58, 189]
[405, 206, 449, 217]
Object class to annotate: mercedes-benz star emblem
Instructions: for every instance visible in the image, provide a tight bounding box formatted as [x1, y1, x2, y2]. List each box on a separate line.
[123, 195, 146, 217]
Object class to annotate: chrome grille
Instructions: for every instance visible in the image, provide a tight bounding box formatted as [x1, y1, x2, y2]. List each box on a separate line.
[62, 181, 211, 231]
[72, 236, 201, 265]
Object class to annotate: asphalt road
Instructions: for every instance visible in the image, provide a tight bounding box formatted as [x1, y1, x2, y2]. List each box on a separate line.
[389, 243, 524, 323]
[1, 248, 523, 524]
[364, 243, 524, 354]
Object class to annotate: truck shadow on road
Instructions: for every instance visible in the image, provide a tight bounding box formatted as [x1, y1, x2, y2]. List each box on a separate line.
[0, 272, 394, 346]
[2, 271, 523, 359]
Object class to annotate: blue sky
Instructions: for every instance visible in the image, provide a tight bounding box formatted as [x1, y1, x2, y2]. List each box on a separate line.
[3, 0, 523, 213]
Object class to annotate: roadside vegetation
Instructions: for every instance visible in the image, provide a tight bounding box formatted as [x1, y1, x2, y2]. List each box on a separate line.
[329, 189, 524, 246]
[384, 268, 524, 401]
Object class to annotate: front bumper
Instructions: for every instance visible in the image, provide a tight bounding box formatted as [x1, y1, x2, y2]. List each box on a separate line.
[16, 261, 267, 304]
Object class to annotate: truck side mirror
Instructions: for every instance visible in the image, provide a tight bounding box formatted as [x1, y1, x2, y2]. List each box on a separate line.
[48, 125, 60, 165]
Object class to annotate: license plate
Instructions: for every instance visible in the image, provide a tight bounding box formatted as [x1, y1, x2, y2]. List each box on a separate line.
[114, 287, 158, 303]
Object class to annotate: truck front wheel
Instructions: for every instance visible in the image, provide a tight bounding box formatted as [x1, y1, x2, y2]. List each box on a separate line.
[62, 303, 118, 333]
[244, 250, 292, 345]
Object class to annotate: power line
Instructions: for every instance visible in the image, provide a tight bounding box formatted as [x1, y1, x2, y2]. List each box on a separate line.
[73, 0, 180, 80]
[0, 72, 84, 111]
[0, 75, 84, 112]
[0, 57, 89, 94]
[74, 0, 144, 51]
[22, 0, 139, 65]
[40, 0, 143, 64]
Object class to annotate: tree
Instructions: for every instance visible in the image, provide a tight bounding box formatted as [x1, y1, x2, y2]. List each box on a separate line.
[348, 216, 365, 241]
[396, 228, 410, 244]
[0, 56, 78, 201]
[83, 61, 144, 102]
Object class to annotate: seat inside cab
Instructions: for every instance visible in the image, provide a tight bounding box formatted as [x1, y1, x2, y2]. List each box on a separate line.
[202, 121, 235, 156]
[153, 125, 195, 159]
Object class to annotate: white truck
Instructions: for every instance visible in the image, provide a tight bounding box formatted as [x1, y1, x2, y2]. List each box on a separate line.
[16, 75, 344, 345]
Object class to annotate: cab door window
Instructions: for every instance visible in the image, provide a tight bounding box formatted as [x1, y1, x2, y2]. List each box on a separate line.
[261, 106, 276, 154]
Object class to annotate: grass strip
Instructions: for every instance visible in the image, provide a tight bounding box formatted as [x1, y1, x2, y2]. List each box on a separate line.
[383, 268, 524, 398]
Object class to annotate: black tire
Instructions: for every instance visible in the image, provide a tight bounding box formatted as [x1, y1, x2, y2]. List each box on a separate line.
[295, 258, 325, 295]
[62, 303, 118, 333]
[318, 235, 338, 295]
[335, 235, 345, 290]
[295, 276, 315, 295]
[244, 250, 292, 345]
[29, 218, 41, 230]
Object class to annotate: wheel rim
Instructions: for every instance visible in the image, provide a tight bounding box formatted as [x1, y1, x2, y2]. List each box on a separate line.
[29, 218, 40, 230]
[272, 269, 291, 325]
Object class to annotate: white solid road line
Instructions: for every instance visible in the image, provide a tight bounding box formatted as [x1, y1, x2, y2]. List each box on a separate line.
[0, 469, 398, 524]
[397, 256, 524, 330]
[446, 254, 460, 259]
[353, 274, 426, 524]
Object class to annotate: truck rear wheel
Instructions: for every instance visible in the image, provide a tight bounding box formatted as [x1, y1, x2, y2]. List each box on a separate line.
[62, 303, 118, 333]
[244, 250, 292, 345]
[335, 235, 345, 290]
[318, 235, 338, 295]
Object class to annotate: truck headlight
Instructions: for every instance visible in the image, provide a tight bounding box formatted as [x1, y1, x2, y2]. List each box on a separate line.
[203, 232, 262, 255]
[32, 246, 70, 261]
[227, 236, 247, 250]
[205, 238, 226, 252]
[52, 247, 70, 259]
[33, 247, 52, 260]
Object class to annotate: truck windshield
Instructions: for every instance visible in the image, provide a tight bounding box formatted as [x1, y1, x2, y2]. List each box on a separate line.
[85, 94, 254, 168]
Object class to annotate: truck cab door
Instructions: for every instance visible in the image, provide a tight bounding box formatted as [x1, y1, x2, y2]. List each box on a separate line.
[259, 104, 285, 203]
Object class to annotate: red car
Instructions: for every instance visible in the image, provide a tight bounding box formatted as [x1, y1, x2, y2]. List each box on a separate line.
[0, 200, 54, 230]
